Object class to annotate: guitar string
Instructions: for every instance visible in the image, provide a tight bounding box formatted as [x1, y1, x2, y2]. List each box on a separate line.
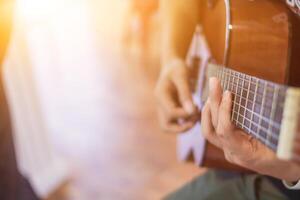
[216, 73, 282, 129]
[233, 117, 277, 150]
[230, 69, 236, 121]
[236, 73, 245, 130]
[266, 85, 279, 147]
[221, 67, 286, 102]
[211, 67, 284, 128]
[241, 74, 247, 130]
[226, 85, 280, 141]
[231, 94, 279, 149]
[217, 70, 284, 127]
[220, 71, 281, 145]
[214, 71, 285, 113]
[257, 81, 267, 145]
[231, 103, 280, 137]
[222, 69, 286, 108]
[221, 73, 281, 134]
[213, 68, 283, 148]
[225, 81, 282, 129]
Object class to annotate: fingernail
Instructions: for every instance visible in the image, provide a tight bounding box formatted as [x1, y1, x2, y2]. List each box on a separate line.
[184, 101, 195, 114]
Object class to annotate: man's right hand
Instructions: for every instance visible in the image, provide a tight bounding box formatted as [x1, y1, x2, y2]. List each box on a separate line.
[155, 58, 199, 133]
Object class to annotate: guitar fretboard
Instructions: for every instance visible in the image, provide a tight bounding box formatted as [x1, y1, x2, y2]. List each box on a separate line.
[208, 64, 287, 151]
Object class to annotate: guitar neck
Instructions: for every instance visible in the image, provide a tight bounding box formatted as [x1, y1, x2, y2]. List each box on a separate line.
[206, 64, 287, 151]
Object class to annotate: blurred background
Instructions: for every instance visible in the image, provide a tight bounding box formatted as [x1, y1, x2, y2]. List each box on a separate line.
[4, 0, 203, 199]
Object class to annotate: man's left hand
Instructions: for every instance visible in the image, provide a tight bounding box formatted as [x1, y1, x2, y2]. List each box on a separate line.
[201, 77, 300, 182]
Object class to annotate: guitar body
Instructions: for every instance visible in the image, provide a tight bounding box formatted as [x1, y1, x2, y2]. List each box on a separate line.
[203, 0, 296, 83]
[182, 0, 300, 170]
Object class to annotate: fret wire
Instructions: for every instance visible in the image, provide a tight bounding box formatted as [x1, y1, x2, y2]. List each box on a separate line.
[250, 78, 259, 139]
[232, 92, 281, 128]
[229, 79, 282, 110]
[220, 69, 285, 109]
[216, 68, 282, 127]
[234, 71, 239, 122]
[222, 70, 285, 108]
[231, 71, 237, 121]
[233, 118, 277, 150]
[213, 67, 283, 149]
[257, 81, 267, 144]
[232, 109, 279, 140]
[236, 74, 244, 129]
[233, 109, 279, 150]
[241, 74, 246, 129]
[221, 69, 285, 108]
[230, 70, 234, 92]
[266, 86, 279, 146]
[231, 70, 236, 121]
[245, 74, 251, 130]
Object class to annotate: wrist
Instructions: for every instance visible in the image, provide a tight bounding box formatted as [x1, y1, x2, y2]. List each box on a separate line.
[161, 57, 186, 77]
[162, 56, 185, 69]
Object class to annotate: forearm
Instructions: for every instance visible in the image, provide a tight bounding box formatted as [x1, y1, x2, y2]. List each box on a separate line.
[160, 0, 201, 67]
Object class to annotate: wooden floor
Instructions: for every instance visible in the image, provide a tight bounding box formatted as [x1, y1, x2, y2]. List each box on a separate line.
[46, 1, 204, 199]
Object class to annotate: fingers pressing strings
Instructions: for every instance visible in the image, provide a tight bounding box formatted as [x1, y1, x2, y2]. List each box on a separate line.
[218, 91, 259, 161]
[201, 100, 222, 148]
[208, 77, 223, 128]
[216, 91, 234, 137]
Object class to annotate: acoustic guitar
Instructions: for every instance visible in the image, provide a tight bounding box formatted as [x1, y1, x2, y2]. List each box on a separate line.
[178, 0, 300, 171]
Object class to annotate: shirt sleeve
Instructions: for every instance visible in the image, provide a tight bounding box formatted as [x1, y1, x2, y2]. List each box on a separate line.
[283, 180, 300, 190]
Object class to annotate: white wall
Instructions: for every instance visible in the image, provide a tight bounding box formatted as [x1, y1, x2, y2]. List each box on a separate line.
[3, 0, 100, 198]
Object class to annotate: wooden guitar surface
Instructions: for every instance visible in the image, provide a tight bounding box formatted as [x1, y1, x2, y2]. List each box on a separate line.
[203, 0, 290, 83]
[180, 0, 300, 171]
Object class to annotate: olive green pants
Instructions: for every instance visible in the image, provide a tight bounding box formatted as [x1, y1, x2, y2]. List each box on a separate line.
[164, 170, 288, 200]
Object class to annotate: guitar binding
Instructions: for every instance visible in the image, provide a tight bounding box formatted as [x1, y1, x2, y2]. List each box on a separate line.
[277, 88, 300, 160]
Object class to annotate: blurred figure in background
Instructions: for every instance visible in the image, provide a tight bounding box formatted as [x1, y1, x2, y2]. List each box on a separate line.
[122, 0, 159, 64]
